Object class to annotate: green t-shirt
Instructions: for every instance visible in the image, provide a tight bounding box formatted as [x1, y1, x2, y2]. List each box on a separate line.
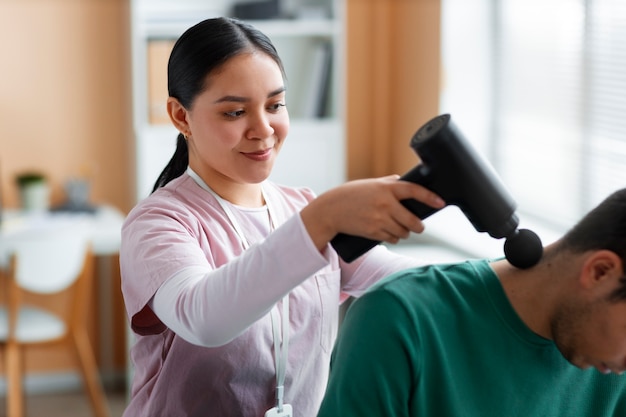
[317, 260, 626, 416]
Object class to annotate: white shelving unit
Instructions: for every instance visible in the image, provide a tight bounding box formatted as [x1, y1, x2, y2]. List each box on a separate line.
[130, 0, 346, 201]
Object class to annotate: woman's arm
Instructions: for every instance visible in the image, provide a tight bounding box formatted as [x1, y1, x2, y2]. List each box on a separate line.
[150, 214, 328, 347]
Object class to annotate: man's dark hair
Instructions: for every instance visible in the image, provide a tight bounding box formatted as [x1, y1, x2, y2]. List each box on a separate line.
[558, 188, 626, 300]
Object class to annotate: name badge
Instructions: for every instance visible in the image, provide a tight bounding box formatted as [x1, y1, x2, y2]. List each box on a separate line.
[264, 404, 293, 417]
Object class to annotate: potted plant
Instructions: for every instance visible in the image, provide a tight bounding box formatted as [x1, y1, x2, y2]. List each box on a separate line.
[15, 171, 50, 212]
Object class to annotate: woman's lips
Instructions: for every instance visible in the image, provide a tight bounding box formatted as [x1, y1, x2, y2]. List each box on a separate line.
[242, 148, 273, 161]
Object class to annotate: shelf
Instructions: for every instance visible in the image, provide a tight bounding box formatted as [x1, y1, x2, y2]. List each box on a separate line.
[247, 19, 339, 38]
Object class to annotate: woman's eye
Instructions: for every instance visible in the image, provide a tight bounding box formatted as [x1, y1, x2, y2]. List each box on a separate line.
[224, 109, 245, 118]
[268, 103, 286, 112]
[223, 103, 285, 118]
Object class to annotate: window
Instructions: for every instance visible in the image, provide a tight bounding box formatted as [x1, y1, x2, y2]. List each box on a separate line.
[441, 0, 626, 230]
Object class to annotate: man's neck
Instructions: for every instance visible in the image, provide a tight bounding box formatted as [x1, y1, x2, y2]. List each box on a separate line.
[491, 256, 557, 340]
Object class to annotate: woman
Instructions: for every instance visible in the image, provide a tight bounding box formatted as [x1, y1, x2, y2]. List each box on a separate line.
[120, 16, 444, 417]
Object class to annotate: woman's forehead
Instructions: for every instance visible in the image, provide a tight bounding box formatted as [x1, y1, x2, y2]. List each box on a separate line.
[204, 52, 284, 91]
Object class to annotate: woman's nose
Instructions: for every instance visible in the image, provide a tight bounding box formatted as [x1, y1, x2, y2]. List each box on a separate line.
[246, 112, 275, 139]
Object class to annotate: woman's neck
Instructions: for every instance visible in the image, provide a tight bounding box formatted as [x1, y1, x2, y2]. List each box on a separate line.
[187, 167, 265, 207]
[218, 183, 265, 207]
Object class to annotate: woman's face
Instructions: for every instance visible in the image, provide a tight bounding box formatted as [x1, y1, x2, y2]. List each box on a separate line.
[183, 51, 289, 196]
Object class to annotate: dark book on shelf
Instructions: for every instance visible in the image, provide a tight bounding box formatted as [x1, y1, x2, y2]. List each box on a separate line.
[304, 41, 333, 118]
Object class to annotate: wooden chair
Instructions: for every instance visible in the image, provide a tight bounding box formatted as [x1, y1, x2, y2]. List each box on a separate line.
[0, 227, 111, 417]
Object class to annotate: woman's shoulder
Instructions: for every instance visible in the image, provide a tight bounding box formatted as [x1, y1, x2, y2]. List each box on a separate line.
[124, 174, 213, 227]
[130, 174, 189, 206]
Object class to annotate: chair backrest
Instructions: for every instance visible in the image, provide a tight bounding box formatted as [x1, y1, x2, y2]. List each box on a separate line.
[9, 225, 91, 294]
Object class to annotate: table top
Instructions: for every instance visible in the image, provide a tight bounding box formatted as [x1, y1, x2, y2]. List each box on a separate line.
[0, 205, 126, 267]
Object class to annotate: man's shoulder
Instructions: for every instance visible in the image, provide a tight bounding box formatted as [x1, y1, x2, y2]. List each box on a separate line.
[354, 259, 494, 320]
[371, 259, 490, 293]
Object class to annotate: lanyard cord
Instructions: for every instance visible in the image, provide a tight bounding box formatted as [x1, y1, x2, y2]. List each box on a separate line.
[187, 167, 290, 411]
[270, 294, 290, 411]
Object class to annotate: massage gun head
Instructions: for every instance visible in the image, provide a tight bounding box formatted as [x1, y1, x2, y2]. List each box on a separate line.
[411, 114, 543, 269]
[504, 229, 543, 269]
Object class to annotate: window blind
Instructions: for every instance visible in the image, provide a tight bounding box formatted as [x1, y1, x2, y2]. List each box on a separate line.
[585, 0, 626, 215]
[442, 0, 626, 230]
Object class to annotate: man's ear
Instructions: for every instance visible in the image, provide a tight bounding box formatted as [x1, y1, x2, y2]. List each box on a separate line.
[580, 250, 623, 289]
[167, 97, 190, 136]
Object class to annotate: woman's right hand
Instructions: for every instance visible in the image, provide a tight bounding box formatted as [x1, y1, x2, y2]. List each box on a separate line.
[300, 175, 445, 251]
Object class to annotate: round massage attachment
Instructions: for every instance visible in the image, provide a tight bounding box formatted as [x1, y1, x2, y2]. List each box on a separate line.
[503, 228, 543, 269]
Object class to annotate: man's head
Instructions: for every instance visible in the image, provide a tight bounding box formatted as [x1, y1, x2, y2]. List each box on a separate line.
[547, 188, 626, 373]
[558, 188, 626, 298]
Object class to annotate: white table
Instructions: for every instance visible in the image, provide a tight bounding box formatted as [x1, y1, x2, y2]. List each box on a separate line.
[0, 205, 124, 264]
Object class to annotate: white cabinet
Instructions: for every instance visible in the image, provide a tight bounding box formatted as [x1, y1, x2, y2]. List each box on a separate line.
[130, 0, 346, 201]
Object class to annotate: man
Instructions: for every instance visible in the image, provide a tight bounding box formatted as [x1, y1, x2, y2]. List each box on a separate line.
[317, 188, 626, 416]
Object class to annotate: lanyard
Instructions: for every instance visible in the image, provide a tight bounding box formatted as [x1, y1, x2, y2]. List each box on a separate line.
[186, 168, 291, 412]
[270, 294, 289, 411]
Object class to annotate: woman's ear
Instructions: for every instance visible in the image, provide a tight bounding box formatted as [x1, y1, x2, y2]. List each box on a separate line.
[580, 250, 623, 289]
[167, 97, 190, 136]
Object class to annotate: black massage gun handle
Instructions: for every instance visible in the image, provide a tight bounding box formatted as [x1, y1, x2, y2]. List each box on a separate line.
[330, 164, 442, 263]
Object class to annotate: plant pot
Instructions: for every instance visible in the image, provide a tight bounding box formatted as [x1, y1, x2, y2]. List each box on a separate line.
[19, 181, 50, 212]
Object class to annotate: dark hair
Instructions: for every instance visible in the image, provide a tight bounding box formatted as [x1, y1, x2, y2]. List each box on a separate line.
[556, 188, 626, 300]
[151, 17, 285, 192]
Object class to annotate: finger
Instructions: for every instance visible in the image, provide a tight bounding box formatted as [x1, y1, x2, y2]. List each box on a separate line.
[380, 218, 420, 242]
[399, 214, 425, 234]
[377, 229, 401, 245]
[388, 203, 427, 234]
[381, 174, 401, 181]
[394, 181, 446, 209]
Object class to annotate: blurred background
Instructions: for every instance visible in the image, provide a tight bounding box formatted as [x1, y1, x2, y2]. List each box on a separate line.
[0, 0, 624, 415]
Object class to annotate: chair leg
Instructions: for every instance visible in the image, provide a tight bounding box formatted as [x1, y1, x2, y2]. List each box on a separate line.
[71, 329, 111, 417]
[6, 341, 24, 417]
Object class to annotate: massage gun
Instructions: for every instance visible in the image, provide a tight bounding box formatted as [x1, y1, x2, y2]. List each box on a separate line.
[330, 114, 543, 269]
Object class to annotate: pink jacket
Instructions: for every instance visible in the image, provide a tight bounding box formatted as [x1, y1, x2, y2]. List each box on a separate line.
[120, 173, 424, 416]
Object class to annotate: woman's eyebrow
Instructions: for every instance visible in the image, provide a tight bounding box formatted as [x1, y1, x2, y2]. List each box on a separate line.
[214, 95, 247, 104]
[213, 87, 286, 104]
[268, 87, 286, 98]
